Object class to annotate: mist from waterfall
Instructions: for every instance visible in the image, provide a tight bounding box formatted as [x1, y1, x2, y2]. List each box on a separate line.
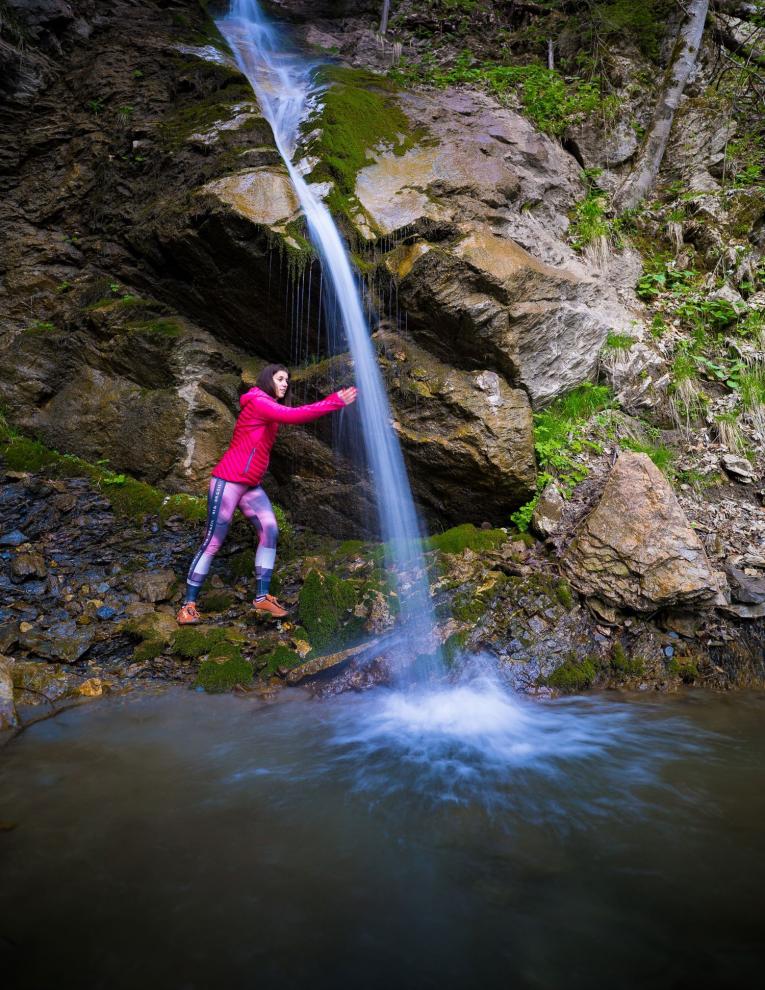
[217, 0, 438, 670]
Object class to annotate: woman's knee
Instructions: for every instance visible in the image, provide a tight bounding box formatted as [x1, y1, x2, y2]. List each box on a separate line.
[261, 516, 279, 547]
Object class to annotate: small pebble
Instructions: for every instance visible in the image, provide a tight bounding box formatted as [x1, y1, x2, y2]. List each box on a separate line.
[0, 530, 27, 546]
[96, 606, 117, 620]
[664, 646, 675, 658]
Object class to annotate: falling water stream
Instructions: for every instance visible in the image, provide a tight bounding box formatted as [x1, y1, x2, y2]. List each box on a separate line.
[217, 0, 437, 668]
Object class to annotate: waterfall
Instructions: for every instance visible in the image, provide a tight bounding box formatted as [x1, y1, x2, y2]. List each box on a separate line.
[217, 0, 439, 671]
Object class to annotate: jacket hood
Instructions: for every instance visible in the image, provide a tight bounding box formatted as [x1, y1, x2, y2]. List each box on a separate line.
[240, 386, 268, 408]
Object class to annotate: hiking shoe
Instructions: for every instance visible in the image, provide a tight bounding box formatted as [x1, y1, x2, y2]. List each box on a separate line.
[253, 594, 289, 619]
[177, 602, 201, 625]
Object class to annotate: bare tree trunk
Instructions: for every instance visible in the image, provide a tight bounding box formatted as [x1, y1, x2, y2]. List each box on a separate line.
[614, 0, 710, 212]
[547, 37, 554, 70]
[380, 0, 391, 35]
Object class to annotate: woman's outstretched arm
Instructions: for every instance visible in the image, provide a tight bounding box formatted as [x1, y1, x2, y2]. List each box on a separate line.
[250, 387, 356, 424]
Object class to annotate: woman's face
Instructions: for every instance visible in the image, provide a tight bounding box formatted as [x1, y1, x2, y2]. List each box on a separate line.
[272, 369, 290, 399]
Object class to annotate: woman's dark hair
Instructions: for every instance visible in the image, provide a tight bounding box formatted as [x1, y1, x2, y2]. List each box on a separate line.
[256, 363, 291, 402]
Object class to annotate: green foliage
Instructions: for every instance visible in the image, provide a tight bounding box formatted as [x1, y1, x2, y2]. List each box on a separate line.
[510, 494, 539, 534]
[393, 51, 615, 137]
[532, 383, 612, 493]
[589, 2, 674, 60]
[724, 136, 765, 189]
[298, 569, 357, 651]
[195, 644, 253, 693]
[427, 523, 506, 555]
[24, 321, 57, 334]
[604, 332, 637, 351]
[740, 366, 765, 411]
[545, 655, 597, 692]
[619, 436, 675, 474]
[637, 263, 696, 300]
[570, 189, 609, 248]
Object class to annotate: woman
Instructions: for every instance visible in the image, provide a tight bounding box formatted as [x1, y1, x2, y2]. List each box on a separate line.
[177, 364, 357, 624]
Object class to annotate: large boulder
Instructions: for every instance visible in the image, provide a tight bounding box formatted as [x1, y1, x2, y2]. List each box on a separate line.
[387, 226, 627, 407]
[279, 335, 536, 529]
[563, 452, 726, 613]
[345, 88, 640, 406]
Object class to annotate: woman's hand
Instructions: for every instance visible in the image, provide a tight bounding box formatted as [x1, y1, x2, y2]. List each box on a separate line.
[338, 387, 358, 406]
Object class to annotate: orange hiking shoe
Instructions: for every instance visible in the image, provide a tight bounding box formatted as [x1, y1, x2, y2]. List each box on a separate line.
[253, 594, 289, 619]
[177, 602, 201, 625]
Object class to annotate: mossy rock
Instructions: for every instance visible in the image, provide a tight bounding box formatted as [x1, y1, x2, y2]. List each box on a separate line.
[443, 630, 470, 668]
[304, 65, 424, 228]
[610, 642, 644, 678]
[555, 579, 575, 610]
[545, 656, 598, 692]
[667, 655, 699, 683]
[261, 645, 302, 676]
[171, 625, 229, 659]
[195, 643, 253, 693]
[298, 569, 357, 651]
[0, 430, 206, 523]
[428, 524, 507, 556]
[132, 639, 165, 663]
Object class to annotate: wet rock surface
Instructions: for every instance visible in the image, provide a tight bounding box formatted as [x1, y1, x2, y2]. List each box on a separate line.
[0, 463, 763, 734]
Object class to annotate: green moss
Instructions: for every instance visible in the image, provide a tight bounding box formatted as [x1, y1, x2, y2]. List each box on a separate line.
[667, 656, 699, 683]
[132, 639, 165, 663]
[126, 318, 184, 337]
[195, 644, 253, 693]
[23, 321, 57, 334]
[427, 524, 506, 556]
[545, 655, 597, 692]
[305, 66, 422, 225]
[451, 590, 488, 624]
[171, 626, 228, 659]
[261, 645, 302, 676]
[0, 428, 208, 523]
[336, 539, 366, 558]
[298, 569, 357, 651]
[555, 579, 574, 610]
[443, 630, 470, 668]
[2, 437, 61, 473]
[610, 642, 644, 677]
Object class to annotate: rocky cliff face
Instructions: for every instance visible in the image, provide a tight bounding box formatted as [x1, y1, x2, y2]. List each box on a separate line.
[0, 0, 640, 533]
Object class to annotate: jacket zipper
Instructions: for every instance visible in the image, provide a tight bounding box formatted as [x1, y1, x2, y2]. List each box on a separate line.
[244, 446, 257, 475]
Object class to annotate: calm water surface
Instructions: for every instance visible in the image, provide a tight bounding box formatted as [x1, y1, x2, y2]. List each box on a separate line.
[1, 678, 764, 989]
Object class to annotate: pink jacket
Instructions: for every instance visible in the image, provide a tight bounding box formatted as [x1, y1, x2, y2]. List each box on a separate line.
[212, 386, 346, 486]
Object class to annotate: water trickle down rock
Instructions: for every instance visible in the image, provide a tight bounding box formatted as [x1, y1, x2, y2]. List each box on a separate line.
[562, 452, 727, 614]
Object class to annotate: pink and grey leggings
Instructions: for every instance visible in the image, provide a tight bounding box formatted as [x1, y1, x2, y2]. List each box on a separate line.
[185, 477, 278, 603]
